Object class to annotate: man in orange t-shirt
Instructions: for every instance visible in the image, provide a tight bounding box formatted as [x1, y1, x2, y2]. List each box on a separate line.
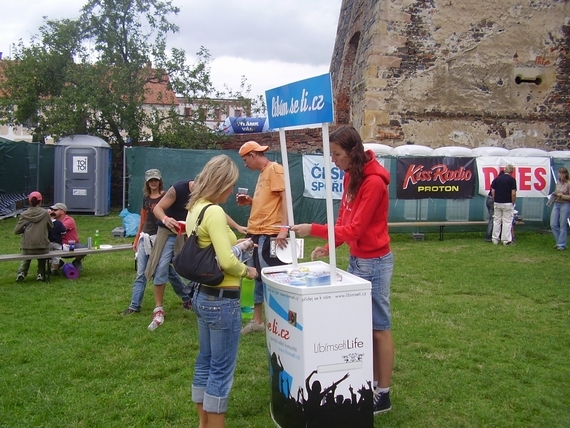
[237, 141, 289, 334]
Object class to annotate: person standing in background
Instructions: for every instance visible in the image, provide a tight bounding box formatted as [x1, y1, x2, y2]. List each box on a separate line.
[550, 166, 570, 251]
[237, 140, 288, 335]
[14, 191, 52, 282]
[147, 177, 247, 331]
[491, 165, 517, 246]
[121, 169, 188, 315]
[292, 125, 394, 415]
[145, 178, 196, 330]
[485, 189, 494, 242]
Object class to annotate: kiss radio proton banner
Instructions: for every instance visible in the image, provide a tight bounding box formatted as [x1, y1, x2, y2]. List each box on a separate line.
[475, 157, 551, 197]
[397, 157, 476, 199]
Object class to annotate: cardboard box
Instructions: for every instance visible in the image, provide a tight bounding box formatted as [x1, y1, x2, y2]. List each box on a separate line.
[112, 227, 125, 238]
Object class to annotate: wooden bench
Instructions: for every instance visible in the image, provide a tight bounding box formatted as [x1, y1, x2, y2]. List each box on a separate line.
[0, 243, 133, 263]
[388, 221, 489, 241]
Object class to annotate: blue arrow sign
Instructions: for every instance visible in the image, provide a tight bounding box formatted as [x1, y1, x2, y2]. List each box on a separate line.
[265, 73, 334, 129]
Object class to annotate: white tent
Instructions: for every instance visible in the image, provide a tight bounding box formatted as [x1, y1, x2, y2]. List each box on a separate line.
[509, 148, 550, 157]
[363, 143, 394, 156]
[471, 147, 510, 156]
[432, 146, 473, 156]
[392, 144, 434, 156]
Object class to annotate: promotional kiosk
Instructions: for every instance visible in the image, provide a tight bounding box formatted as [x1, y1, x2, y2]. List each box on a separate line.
[262, 74, 374, 428]
[262, 263, 373, 428]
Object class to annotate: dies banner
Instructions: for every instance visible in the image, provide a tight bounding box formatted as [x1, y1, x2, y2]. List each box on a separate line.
[475, 157, 550, 197]
[397, 157, 476, 199]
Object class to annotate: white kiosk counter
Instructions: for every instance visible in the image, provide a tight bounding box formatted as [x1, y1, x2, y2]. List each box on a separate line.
[262, 261, 374, 428]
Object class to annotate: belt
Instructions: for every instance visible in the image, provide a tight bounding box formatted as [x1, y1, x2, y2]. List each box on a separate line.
[198, 285, 240, 299]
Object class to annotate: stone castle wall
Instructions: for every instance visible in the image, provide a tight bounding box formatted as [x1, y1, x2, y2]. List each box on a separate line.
[330, 0, 570, 150]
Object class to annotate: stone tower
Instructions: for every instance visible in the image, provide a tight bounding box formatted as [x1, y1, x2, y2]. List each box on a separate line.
[330, 0, 570, 150]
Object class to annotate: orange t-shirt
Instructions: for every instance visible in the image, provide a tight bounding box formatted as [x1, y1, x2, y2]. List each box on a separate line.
[247, 162, 285, 235]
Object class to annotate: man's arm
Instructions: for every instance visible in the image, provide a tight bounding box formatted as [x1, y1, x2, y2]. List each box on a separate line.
[153, 186, 177, 230]
[61, 216, 75, 232]
[276, 190, 288, 249]
[511, 178, 517, 204]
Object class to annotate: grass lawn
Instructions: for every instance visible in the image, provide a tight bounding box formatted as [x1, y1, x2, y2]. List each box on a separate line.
[0, 212, 568, 427]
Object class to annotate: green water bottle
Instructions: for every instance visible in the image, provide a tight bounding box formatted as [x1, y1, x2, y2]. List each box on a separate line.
[241, 278, 255, 319]
[94, 230, 100, 249]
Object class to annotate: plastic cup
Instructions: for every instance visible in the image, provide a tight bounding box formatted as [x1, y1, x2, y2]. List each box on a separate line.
[177, 221, 186, 235]
[237, 187, 249, 204]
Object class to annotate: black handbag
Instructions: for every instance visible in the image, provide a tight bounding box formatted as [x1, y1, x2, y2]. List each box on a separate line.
[172, 204, 224, 286]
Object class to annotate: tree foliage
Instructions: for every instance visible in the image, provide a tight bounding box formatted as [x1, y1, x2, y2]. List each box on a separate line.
[0, 0, 255, 149]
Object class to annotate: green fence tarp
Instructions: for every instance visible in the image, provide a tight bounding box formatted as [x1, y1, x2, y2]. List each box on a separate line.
[0, 140, 55, 198]
[1, 141, 564, 230]
[126, 147, 568, 230]
[125, 147, 337, 226]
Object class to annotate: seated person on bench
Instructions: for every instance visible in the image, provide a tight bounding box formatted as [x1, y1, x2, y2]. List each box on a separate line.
[49, 203, 86, 271]
[47, 208, 67, 275]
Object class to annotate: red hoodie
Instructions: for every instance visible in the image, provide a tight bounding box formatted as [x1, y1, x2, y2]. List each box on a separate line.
[311, 150, 391, 258]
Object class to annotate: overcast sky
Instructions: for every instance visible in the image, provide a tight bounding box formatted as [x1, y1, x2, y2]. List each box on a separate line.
[0, 0, 343, 99]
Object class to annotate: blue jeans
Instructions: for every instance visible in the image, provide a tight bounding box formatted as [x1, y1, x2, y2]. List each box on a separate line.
[252, 235, 271, 305]
[191, 291, 241, 414]
[348, 252, 394, 331]
[153, 234, 191, 302]
[128, 241, 190, 311]
[550, 202, 570, 249]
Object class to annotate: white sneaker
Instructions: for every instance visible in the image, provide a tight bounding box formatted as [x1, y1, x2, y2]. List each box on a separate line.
[148, 307, 165, 331]
[240, 320, 265, 335]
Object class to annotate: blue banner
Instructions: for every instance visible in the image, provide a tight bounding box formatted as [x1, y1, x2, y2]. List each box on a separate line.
[265, 73, 334, 129]
[302, 155, 345, 199]
[219, 117, 269, 134]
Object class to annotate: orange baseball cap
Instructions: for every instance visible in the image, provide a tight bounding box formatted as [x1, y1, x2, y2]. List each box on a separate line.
[239, 141, 269, 156]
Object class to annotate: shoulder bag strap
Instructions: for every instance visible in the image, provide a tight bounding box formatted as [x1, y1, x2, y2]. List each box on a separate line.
[191, 204, 214, 235]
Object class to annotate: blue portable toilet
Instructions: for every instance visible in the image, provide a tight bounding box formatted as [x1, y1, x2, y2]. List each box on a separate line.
[54, 135, 111, 216]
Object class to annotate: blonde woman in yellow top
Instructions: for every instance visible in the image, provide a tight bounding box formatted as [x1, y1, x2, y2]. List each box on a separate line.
[185, 154, 257, 428]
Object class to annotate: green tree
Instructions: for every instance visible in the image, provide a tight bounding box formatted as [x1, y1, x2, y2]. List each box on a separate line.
[0, 0, 236, 149]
